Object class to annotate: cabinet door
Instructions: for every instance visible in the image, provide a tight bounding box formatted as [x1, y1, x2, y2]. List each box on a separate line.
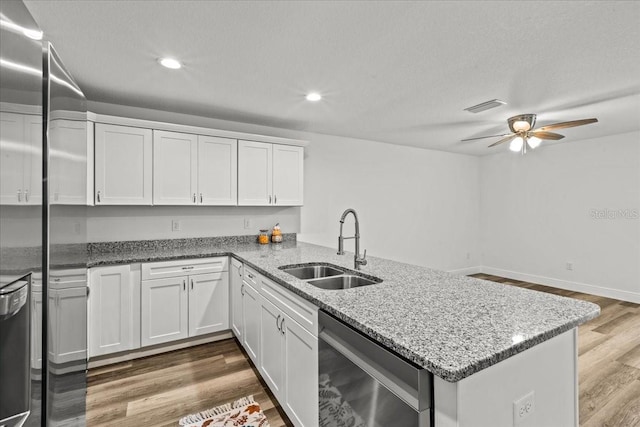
[272, 144, 303, 206]
[49, 119, 88, 205]
[95, 123, 152, 205]
[197, 136, 237, 205]
[260, 297, 285, 400]
[88, 265, 133, 357]
[188, 272, 229, 337]
[31, 291, 44, 369]
[141, 276, 189, 346]
[283, 315, 319, 427]
[0, 112, 25, 204]
[23, 114, 42, 205]
[153, 130, 197, 205]
[51, 287, 88, 364]
[238, 140, 272, 206]
[242, 281, 261, 365]
[230, 260, 244, 340]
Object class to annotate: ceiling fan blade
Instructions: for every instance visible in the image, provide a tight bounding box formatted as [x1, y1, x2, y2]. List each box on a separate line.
[461, 133, 512, 142]
[488, 134, 517, 147]
[535, 118, 598, 132]
[529, 131, 565, 140]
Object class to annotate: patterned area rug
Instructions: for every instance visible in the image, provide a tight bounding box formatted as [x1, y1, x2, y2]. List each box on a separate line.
[179, 395, 270, 427]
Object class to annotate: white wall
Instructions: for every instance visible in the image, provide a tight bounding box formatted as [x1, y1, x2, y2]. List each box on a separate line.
[87, 101, 481, 272]
[298, 133, 481, 272]
[480, 131, 640, 303]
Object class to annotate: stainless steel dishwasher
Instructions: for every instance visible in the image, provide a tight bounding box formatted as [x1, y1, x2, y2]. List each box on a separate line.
[0, 275, 31, 427]
[318, 310, 433, 427]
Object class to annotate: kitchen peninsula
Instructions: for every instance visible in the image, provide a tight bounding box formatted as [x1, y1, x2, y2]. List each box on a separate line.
[86, 237, 599, 426]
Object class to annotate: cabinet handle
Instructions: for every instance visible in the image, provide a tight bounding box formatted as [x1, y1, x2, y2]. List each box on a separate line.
[191, 279, 194, 290]
[269, 195, 272, 204]
[240, 284, 245, 296]
[183, 280, 186, 291]
[97, 191, 101, 203]
[200, 193, 203, 204]
[193, 193, 196, 203]
[86, 287, 90, 297]
[274, 194, 277, 204]
[17, 190, 22, 202]
[238, 267, 242, 277]
[25, 189, 29, 202]
[280, 317, 285, 335]
[276, 314, 281, 331]
[247, 273, 254, 279]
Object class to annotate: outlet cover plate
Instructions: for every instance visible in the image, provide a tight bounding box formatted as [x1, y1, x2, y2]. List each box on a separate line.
[513, 391, 535, 425]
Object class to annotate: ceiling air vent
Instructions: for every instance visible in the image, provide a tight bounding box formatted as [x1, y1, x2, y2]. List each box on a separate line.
[464, 99, 507, 113]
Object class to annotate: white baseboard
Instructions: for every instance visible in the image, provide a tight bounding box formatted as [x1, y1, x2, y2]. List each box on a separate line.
[448, 266, 483, 276]
[481, 266, 640, 304]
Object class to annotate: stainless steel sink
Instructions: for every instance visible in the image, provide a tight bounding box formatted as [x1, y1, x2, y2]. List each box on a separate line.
[282, 265, 344, 280]
[307, 275, 378, 290]
[279, 262, 382, 290]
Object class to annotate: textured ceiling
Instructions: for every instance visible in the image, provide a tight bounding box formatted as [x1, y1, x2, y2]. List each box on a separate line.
[24, 0, 640, 155]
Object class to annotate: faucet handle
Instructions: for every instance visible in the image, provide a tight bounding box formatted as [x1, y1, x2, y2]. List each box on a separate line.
[362, 249, 367, 260]
[357, 250, 368, 267]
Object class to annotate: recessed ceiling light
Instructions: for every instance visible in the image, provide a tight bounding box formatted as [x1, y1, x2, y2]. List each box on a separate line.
[305, 92, 322, 102]
[158, 57, 182, 69]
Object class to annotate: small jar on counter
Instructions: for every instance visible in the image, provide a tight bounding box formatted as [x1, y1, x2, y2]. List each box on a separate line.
[271, 224, 283, 243]
[258, 229, 270, 245]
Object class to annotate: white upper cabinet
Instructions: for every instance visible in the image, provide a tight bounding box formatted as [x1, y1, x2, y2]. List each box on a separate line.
[94, 123, 152, 205]
[273, 144, 304, 206]
[238, 140, 303, 206]
[153, 131, 238, 206]
[49, 119, 91, 205]
[238, 141, 273, 206]
[153, 130, 198, 205]
[0, 112, 42, 205]
[197, 135, 237, 205]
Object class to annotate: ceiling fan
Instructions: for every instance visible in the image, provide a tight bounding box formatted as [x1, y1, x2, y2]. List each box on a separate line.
[462, 114, 598, 154]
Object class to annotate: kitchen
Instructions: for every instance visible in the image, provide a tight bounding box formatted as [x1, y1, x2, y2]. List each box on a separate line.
[0, 1, 638, 427]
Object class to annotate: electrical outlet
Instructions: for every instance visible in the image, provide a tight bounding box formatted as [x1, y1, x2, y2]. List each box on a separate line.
[244, 218, 251, 229]
[513, 391, 535, 425]
[172, 220, 181, 231]
[566, 262, 573, 271]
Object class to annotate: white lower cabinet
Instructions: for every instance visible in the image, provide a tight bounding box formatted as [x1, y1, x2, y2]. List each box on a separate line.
[230, 258, 244, 340]
[141, 276, 189, 346]
[282, 314, 318, 426]
[88, 264, 141, 357]
[241, 280, 261, 365]
[31, 269, 88, 367]
[50, 287, 88, 364]
[260, 298, 285, 399]
[140, 258, 229, 347]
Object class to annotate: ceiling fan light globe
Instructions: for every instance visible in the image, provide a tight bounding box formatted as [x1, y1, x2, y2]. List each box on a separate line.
[528, 136, 541, 149]
[513, 120, 531, 132]
[510, 137, 524, 152]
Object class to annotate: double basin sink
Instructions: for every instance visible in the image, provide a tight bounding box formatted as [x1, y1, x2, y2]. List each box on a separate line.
[279, 263, 382, 290]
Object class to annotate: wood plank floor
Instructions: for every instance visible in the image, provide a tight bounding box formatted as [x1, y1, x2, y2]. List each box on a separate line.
[471, 273, 640, 427]
[87, 275, 639, 427]
[86, 338, 293, 427]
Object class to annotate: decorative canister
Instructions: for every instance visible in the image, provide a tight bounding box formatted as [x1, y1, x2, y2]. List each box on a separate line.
[271, 223, 283, 243]
[258, 229, 269, 244]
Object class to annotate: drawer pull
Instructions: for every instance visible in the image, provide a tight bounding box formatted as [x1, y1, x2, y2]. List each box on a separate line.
[280, 317, 285, 335]
[276, 314, 281, 331]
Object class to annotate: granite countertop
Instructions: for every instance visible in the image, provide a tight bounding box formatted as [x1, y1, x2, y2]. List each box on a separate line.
[85, 237, 600, 382]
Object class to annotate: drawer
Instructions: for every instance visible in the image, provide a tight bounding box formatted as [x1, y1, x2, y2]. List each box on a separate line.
[243, 265, 259, 288]
[49, 268, 87, 290]
[260, 275, 318, 336]
[142, 257, 228, 280]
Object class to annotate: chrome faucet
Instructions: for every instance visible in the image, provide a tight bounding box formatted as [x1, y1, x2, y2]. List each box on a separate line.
[337, 208, 367, 270]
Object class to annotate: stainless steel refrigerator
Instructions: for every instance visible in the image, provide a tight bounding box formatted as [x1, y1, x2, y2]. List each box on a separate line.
[1, 1, 88, 425]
